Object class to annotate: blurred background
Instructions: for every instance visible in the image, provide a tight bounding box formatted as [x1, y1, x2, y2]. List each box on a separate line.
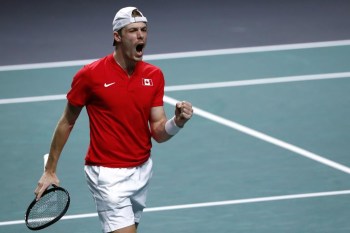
[1, 0, 350, 66]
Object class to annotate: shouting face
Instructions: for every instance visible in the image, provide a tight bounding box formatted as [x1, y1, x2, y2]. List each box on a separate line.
[114, 22, 148, 63]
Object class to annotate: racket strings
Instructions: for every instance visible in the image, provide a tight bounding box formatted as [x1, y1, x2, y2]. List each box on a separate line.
[27, 190, 69, 228]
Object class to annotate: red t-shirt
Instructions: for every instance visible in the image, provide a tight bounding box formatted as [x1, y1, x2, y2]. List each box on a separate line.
[67, 54, 165, 168]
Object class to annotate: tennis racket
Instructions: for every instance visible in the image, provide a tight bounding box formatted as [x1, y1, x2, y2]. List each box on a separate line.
[25, 154, 70, 230]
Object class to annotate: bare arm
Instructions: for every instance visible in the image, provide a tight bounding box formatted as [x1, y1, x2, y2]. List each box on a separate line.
[150, 101, 193, 143]
[149, 106, 170, 143]
[34, 102, 82, 199]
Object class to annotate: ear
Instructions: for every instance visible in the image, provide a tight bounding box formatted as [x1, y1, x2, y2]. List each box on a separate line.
[113, 31, 121, 42]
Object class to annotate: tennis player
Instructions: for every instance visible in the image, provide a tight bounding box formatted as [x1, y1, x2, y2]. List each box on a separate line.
[34, 6, 193, 233]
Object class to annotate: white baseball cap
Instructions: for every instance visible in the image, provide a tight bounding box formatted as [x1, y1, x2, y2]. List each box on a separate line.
[112, 7, 148, 32]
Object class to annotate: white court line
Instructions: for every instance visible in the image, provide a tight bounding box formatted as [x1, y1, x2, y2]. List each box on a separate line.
[1, 189, 350, 226]
[0, 94, 66, 105]
[165, 72, 350, 91]
[1, 72, 350, 105]
[164, 96, 350, 175]
[0, 40, 350, 71]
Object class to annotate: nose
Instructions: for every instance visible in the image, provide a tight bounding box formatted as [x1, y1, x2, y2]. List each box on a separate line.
[137, 28, 146, 39]
[137, 30, 144, 39]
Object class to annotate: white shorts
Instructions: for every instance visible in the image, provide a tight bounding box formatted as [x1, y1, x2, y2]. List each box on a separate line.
[84, 158, 153, 233]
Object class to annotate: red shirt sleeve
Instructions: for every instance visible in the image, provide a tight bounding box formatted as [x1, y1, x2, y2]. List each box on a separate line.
[67, 66, 91, 107]
[152, 69, 165, 107]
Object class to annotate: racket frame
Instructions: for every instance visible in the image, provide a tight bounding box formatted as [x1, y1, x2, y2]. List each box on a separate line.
[25, 185, 70, 231]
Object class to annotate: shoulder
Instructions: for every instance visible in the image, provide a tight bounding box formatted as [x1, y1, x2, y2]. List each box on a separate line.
[83, 55, 112, 72]
[74, 54, 112, 80]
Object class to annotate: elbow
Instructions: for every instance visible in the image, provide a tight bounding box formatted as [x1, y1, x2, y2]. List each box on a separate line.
[152, 135, 169, 144]
[150, 122, 172, 143]
[151, 131, 171, 143]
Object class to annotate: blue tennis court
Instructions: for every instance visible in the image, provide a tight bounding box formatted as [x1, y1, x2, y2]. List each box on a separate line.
[1, 40, 350, 232]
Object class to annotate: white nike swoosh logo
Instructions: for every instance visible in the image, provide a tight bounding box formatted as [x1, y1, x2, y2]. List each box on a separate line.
[104, 82, 116, 87]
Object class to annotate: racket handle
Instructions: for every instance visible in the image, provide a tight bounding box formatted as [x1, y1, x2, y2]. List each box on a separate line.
[43, 153, 49, 171]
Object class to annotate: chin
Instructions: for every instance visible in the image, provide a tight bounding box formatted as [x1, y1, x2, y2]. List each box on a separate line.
[134, 56, 143, 61]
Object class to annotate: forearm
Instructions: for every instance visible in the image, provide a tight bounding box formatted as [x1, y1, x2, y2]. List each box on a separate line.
[151, 118, 173, 143]
[152, 116, 186, 143]
[46, 119, 74, 173]
[46, 102, 81, 173]
[150, 103, 192, 143]
[35, 103, 81, 199]
[34, 123, 69, 200]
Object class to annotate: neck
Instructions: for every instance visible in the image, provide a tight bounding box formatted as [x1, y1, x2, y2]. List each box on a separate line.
[113, 51, 136, 76]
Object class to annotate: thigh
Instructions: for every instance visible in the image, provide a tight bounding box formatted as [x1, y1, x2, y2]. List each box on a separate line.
[85, 165, 136, 210]
[85, 166, 136, 232]
[131, 158, 153, 222]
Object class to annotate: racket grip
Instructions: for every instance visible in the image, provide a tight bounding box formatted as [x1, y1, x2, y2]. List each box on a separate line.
[43, 153, 49, 171]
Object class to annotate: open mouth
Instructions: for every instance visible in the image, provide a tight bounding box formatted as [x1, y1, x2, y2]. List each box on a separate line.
[136, 44, 144, 54]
